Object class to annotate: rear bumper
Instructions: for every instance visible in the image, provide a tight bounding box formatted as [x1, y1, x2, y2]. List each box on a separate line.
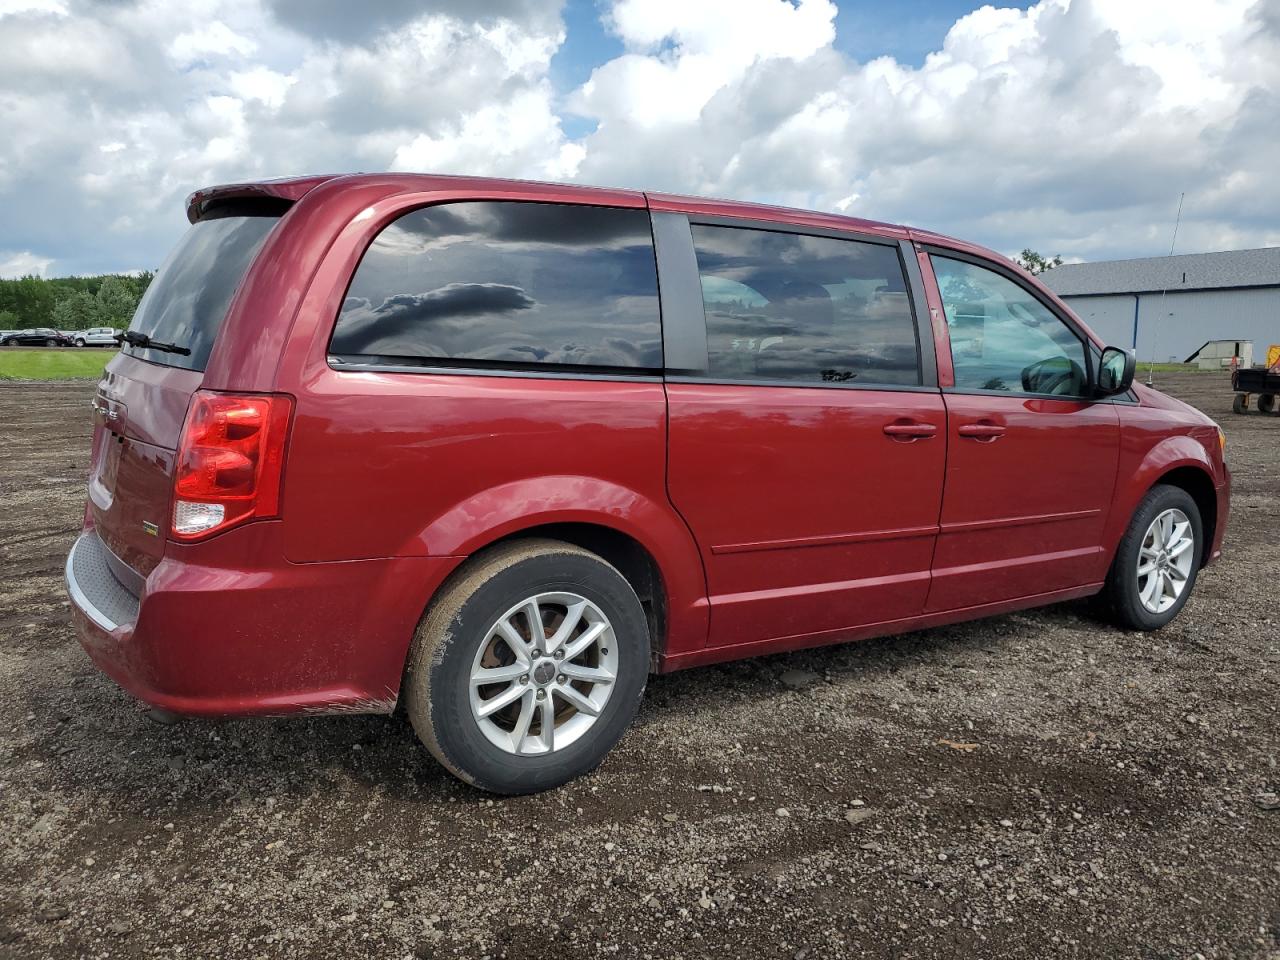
[66, 522, 460, 717]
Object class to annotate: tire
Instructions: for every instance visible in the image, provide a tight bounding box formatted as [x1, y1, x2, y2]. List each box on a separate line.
[1259, 394, 1276, 414]
[74, 338, 86, 348]
[404, 538, 649, 794]
[44, 338, 56, 346]
[1232, 393, 1248, 414]
[1103, 484, 1203, 631]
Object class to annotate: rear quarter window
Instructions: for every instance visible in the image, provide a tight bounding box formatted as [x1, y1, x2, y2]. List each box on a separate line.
[330, 201, 662, 373]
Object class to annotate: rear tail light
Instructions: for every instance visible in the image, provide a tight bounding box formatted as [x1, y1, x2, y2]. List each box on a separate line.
[172, 390, 293, 540]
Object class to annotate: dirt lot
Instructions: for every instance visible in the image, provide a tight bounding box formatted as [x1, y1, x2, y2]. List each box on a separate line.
[1, 371, 1277, 959]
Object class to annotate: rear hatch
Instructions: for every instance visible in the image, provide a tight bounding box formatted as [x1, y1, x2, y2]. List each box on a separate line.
[88, 202, 284, 577]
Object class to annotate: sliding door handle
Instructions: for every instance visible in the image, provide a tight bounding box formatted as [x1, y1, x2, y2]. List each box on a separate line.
[958, 422, 1006, 441]
[883, 421, 938, 440]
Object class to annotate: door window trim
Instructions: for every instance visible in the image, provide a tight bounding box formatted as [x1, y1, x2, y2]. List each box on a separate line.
[654, 211, 938, 391]
[922, 245, 1099, 401]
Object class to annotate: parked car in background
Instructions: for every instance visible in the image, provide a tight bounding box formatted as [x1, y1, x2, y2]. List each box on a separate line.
[67, 173, 1230, 794]
[70, 327, 120, 348]
[2, 327, 72, 346]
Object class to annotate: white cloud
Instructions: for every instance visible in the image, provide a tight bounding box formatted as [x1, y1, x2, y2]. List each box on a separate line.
[0, 0, 1276, 276]
[574, 0, 835, 127]
[168, 21, 257, 67]
[0, 0, 65, 15]
[0, 250, 54, 278]
[227, 65, 293, 107]
[570, 0, 1280, 262]
[392, 88, 583, 180]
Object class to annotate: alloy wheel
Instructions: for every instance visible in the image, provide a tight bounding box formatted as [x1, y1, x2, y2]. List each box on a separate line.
[1136, 507, 1195, 614]
[468, 592, 618, 756]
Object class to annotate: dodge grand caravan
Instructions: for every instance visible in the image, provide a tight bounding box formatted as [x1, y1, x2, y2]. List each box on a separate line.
[67, 174, 1229, 793]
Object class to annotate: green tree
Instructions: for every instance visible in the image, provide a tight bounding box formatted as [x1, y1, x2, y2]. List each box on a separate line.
[1016, 249, 1064, 275]
[0, 275, 57, 326]
[51, 290, 100, 330]
[0, 271, 153, 328]
[94, 276, 141, 327]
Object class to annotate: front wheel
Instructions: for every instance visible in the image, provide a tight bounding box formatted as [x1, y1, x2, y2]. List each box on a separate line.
[1103, 484, 1202, 631]
[74, 338, 86, 347]
[1259, 394, 1276, 414]
[404, 539, 649, 794]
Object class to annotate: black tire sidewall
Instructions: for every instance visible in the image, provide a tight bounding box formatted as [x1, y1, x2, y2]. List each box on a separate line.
[424, 551, 648, 794]
[1108, 485, 1203, 630]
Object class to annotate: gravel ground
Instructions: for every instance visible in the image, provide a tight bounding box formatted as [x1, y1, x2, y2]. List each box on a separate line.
[1, 372, 1277, 959]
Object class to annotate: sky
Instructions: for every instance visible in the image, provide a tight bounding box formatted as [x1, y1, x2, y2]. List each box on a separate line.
[0, 0, 1277, 278]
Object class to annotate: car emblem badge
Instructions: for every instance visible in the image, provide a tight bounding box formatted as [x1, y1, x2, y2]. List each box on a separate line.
[142, 521, 159, 537]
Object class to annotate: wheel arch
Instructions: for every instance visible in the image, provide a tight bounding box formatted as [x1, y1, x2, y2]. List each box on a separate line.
[480, 522, 669, 668]
[1102, 434, 1219, 573]
[1153, 465, 1218, 568]
[412, 479, 709, 666]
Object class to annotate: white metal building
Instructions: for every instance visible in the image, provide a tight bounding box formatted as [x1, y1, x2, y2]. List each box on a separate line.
[1040, 247, 1280, 362]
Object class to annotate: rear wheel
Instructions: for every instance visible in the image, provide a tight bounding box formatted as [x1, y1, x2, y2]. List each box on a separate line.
[404, 539, 649, 794]
[1232, 393, 1248, 414]
[1260, 394, 1276, 413]
[1103, 484, 1202, 631]
[44, 338, 56, 346]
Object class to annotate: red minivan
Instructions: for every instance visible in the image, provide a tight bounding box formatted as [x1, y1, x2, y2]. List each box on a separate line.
[66, 174, 1229, 793]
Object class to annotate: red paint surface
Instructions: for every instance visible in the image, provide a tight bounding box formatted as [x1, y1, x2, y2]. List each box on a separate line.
[928, 393, 1120, 610]
[666, 383, 945, 646]
[69, 173, 1231, 717]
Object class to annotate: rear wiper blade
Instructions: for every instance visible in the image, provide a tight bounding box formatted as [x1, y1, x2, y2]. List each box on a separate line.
[115, 331, 191, 356]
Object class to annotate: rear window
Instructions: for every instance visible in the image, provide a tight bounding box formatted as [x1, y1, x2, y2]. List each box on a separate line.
[124, 206, 282, 371]
[330, 201, 662, 373]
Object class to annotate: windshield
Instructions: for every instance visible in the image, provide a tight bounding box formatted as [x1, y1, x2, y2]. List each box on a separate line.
[124, 209, 281, 371]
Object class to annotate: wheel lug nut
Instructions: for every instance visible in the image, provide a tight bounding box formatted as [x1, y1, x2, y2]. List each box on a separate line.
[557, 675, 566, 684]
[532, 649, 543, 659]
[554, 650, 563, 659]
[520, 675, 529, 684]
[536, 690, 546, 701]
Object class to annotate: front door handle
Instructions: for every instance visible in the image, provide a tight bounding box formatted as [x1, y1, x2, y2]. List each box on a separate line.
[958, 421, 1006, 441]
[883, 421, 938, 441]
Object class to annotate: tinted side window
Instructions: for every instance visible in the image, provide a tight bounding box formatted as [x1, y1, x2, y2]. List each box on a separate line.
[931, 256, 1088, 397]
[331, 202, 661, 371]
[689, 225, 919, 386]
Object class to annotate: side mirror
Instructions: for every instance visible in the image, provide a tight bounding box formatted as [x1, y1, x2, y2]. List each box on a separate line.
[1097, 345, 1136, 396]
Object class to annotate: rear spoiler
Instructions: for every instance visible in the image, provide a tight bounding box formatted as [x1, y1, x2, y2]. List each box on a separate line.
[185, 175, 341, 224]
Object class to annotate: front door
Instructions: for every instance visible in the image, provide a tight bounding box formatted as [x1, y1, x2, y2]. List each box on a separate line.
[924, 253, 1120, 611]
[664, 220, 946, 648]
